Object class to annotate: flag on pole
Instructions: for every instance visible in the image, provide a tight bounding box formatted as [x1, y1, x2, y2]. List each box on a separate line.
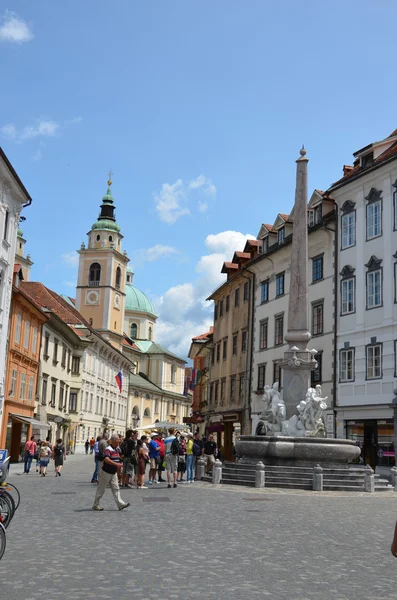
[115, 371, 122, 393]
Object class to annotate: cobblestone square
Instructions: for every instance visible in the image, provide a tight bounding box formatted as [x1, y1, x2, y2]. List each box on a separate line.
[1, 452, 397, 600]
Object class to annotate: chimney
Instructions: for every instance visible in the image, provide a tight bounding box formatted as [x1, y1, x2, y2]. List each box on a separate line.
[343, 165, 354, 177]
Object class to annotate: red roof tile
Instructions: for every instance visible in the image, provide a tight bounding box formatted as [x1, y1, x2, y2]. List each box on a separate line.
[221, 262, 239, 273]
[234, 251, 251, 259]
[13, 264, 21, 273]
[21, 282, 88, 327]
[245, 239, 261, 247]
[192, 326, 213, 341]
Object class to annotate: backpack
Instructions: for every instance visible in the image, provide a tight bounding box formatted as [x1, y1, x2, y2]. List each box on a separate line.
[40, 446, 48, 459]
[171, 438, 180, 456]
[193, 441, 202, 457]
[119, 440, 128, 456]
[54, 444, 63, 456]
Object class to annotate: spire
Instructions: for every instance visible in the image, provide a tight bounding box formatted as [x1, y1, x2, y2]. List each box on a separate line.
[90, 173, 121, 233]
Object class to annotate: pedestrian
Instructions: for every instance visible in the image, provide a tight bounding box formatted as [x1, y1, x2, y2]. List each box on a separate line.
[39, 441, 51, 476]
[164, 427, 179, 489]
[136, 439, 148, 489]
[203, 433, 217, 473]
[23, 435, 37, 474]
[92, 435, 130, 511]
[68, 439, 73, 455]
[35, 439, 41, 473]
[119, 429, 136, 488]
[84, 439, 90, 454]
[89, 437, 95, 454]
[177, 434, 187, 482]
[186, 433, 194, 483]
[193, 432, 203, 479]
[148, 432, 160, 485]
[156, 433, 166, 482]
[91, 433, 108, 483]
[53, 438, 66, 476]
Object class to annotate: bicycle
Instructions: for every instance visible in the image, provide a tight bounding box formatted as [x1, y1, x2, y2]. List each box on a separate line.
[0, 519, 5, 560]
[0, 458, 17, 528]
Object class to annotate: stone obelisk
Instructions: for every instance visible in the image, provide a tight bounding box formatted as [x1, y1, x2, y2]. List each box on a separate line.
[281, 147, 317, 419]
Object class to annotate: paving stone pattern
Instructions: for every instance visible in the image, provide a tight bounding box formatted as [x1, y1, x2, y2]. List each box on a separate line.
[1, 451, 397, 599]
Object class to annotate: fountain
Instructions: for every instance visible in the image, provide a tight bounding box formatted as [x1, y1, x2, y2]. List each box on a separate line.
[235, 149, 360, 468]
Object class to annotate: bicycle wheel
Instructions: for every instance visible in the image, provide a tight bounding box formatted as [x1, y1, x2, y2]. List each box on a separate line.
[0, 490, 15, 518]
[0, 522, 6, 560]
[0, 494, 13, 529]
[1, 483, 20, 510]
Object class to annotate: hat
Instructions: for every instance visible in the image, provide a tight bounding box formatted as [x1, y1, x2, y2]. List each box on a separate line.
[187, 432, 193, 438]
[180, 433, 185, 438]
[150, 432, 159, 437]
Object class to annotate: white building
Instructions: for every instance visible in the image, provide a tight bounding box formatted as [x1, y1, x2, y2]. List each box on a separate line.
[328, 128, 397, 469]
[0, 148, 31, 427]
[249, 192, 336, 435]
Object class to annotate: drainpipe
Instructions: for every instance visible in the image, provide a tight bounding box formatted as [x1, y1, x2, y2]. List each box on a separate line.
[241, 268, 255, 435]
[324, 207, 338, 439]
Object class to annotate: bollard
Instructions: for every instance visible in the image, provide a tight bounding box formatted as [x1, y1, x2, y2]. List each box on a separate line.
[197, 457, 205, 481]
[255, 461, 265, 488]
[313, 464, 323, 492]
[364, 465, 375, 493]
[391, 466, 397, 491]
[212, 459, 222, 484]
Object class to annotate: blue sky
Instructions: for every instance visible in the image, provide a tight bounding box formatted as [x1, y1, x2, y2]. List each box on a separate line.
[1, 1, 397, 358]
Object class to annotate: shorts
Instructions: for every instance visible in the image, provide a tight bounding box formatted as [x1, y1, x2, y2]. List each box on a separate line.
[39, 458, 50, 467]
[150, 458, 157, 469]
[123, 457, 134, 476]
[165, 454, 178, 474]
[203, 454, 215, 468]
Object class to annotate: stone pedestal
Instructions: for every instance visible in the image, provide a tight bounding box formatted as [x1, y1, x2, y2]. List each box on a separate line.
[364, 466, 375, 493]
[313, 464, 323, 491]
[197, 457, 205, 480]
[212, 459, 222, 484]
[255, 461, 265, 488]
[281, 352, 316, 419]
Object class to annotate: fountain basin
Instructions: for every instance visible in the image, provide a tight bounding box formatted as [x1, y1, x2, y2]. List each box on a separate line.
[235, 435, 361, 467]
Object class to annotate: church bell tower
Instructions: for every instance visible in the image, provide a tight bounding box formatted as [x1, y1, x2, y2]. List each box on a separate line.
[75, 174, 129, 349]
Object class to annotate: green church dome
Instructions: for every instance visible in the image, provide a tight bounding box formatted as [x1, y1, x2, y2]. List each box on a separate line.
[91, 219, 121, 232]
[125, 284, 157, 316]
[17, 228, 23, 237]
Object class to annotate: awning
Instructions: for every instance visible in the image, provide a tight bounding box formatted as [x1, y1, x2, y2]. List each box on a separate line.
[10, 414, 50, 430]
[135, 421, 191, 432]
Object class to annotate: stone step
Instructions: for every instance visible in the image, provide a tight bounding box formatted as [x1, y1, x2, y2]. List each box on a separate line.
[265, 481, 313, 490]
[222, 473, 255, 481]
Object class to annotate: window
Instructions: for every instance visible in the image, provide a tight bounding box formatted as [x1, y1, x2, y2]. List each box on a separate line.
[341, 276, 355, 315]
[239, 375, 245, 400]
[32, 327, 38, 354]
[226, 295, 230, 313]
[243, 281, 249, 302]
[10, 369, 17, 396]
[221, 378, 226, 403]
[216, 343, 221, 362]
[105, 399, 108, 416]
[28, 376, 34, 401]
[277, 227, 285, 244]
[209, 383, 214, 404]
[310, 352, 322, 385]
[366, 344, 382, 379]
[148, 326, 152, 341]
[42, 377, 48, 405]
[308, 205, 322, 226]
[394, 182, 397, 231]
[15, 314, 21, 344]
[276, 273, 285, 297]
[257, 365, 266, 391]
[90, 393, 93, 412]
[214, 381, 219, 403]
[259, 320, 268, 350]
[53, 338, 59, 365]
[275, 315, 284, 346]
[130, 323, 137, 339]
[115, 266, 121, 289]
[341, 212, 355, 249]
[234, 287, 240, 308]
[23, 321, 30, 349]
[340, 348, 354, 382]
[362, 152, 373, 169]
[69, 392, 78, 412]
[232, 334, 238, 355]
[273, 361, 281, 386]
[20, 373, 26, 400]
[67, 349, 71, 371]
[3, 210, 9, 241]
[89, 262, 101, 286]
[366, 189, 382, 239]
[214, 303, 218, 320]
[219, 300, 224, 317]
[366, 270, 382, 309]
[171, 365, 177, 384]
[241, 330, 247, 353]
[61, 345, 67, 367]
[211, 346, 215, 365]
[51, 382, 56, 407]
[312, 302, 324, 336]
[59, 384, 64, 410]
[261, 280, 269, 304]
[223, 338, 227, 360]
[72, 356, 80, 374]
[230, 376, 236, 400]
[312, 256, 323, 282]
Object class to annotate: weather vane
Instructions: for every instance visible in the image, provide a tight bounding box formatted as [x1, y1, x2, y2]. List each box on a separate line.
[107, 169, 113, 187]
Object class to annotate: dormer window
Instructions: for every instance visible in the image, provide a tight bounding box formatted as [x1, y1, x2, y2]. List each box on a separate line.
[277, 227, 285, 244]
[262, 237, 268, 253]
[361, 152, 374, 169]
[308, 205, 322, 227]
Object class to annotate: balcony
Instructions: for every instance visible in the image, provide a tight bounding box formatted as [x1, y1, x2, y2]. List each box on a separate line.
[89, 281, 100, 287]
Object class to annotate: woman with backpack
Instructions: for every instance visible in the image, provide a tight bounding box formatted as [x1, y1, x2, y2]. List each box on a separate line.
[53, 438, 66, 476]
[39, 441, 51, 477]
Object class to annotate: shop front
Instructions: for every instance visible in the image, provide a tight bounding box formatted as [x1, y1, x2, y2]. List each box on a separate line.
[345, 419, 394, 469]
[206, 412, 242, 461]
[4, 413, 49, 462]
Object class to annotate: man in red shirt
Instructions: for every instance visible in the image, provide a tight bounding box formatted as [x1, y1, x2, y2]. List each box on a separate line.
[156, 433, 166, 482]
[92, 435, 130, 511]
[24, 436, 37, 474]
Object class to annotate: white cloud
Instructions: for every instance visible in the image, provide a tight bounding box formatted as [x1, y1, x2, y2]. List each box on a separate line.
[0, 116, 82, 144]
[154, 174, 216, 224]
[145, 244, 179, 262]
[61, 251, 79, 267]
[0, 11, 33, 43]
[155, 230, 255, 359]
